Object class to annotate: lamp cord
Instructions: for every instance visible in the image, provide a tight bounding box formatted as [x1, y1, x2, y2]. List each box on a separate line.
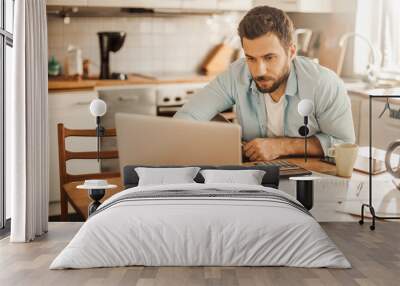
[97, 134, 100, 162]
[304, 116, 308, 162]
[305, 133, 307, 162]
[96, 116, 101, 162]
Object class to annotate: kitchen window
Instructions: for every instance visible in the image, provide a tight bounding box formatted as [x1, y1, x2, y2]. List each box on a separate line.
[354, 0, 400, 76]
[0, 0, 14, 231]
[381, 0, 400, 72]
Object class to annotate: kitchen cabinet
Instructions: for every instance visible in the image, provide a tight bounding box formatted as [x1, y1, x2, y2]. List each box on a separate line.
[349, 90, 400, 150]
[181, 0, 217, 10]
[217, 0, 252, 11]
[181, 0, 252, 11]
[252, 0, 356, 13]
[48, 90, 99, 203]
[341, 91, 363, 145]
[97, 86, 158, 128]
[47, 0, 251, 11]
[97, 86, 158, 173]
[349, 94, 362, 144]
[358, 96, 400, 150]
[47, 0, 88, 6]
[86, 0, 182, 9]
[47, 0, 180, 8]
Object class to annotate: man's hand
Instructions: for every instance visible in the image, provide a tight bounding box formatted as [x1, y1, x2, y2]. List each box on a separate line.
[243, 138, 284, 162]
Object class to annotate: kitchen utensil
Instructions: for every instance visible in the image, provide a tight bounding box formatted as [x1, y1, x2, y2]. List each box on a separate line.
[67, 45, 83, 77]
[83, 59, 90, 79]
[294, 29, 313, 56]
[98, 31, 127, 80]
[48, 56, 61, 76]
[201, 42, 235, 75]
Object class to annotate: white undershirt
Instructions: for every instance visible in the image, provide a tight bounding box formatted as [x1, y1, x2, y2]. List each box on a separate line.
[264, 93, 285, 137]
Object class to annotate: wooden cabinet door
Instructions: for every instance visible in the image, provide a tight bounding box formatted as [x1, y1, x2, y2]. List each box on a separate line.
[349, 93, 362, 144]
[359, 98, 400, 150]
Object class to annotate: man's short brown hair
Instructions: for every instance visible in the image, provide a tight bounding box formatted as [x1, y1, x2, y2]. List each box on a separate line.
[238, 6, 294, 49]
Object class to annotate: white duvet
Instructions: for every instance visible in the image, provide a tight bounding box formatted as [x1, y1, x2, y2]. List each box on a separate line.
[50, 183, 351, 269]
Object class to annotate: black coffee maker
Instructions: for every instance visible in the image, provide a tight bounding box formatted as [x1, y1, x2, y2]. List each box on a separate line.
[98, 32, 127, 80]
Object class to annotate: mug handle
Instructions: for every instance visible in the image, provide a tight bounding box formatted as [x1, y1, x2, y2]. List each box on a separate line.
[327, 147, 336, 157]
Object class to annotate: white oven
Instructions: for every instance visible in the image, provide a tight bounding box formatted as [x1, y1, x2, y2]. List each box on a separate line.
[156, 83, 206, 116]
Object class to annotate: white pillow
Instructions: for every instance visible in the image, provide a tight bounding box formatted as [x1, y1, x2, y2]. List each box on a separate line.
[200, 169, 266, 185]
[135, 167, 201, 186]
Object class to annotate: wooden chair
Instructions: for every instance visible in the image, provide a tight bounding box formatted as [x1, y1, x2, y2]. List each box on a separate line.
[57, 123, 123, 221]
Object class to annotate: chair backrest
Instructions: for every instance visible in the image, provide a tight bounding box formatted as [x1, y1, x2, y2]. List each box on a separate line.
[57, 123, 120, 187]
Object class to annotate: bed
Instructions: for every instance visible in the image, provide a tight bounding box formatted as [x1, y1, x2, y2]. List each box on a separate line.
[50, 165, 350, 269]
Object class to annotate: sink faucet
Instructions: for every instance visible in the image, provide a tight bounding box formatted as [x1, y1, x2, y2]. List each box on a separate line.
[337, 32, 382, 85]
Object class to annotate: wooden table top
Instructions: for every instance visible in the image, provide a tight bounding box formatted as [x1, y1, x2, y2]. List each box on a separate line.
[285, 157, 338, 176]
[243, 157, 338, 177]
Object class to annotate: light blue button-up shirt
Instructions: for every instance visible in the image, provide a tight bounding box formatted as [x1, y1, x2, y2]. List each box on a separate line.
[174, 56, 355, 155]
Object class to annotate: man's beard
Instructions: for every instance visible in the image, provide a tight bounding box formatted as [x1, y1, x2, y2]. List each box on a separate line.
[253, 66, 290, 94]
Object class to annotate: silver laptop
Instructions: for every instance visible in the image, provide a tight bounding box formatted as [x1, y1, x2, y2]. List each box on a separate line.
[115, 113, 242, 173]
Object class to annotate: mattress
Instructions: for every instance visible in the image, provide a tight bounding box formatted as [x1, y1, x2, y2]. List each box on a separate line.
[50, 183, 350, 269]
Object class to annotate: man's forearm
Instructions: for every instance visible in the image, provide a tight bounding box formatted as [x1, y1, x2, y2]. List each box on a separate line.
[280, 136, 324, 157]
[243, 136, 325, 161]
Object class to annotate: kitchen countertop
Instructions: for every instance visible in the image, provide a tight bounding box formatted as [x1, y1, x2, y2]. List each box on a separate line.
[49, 74, 400, 102]
[48, 73, 216, 92]
[344, 79, 400, 103]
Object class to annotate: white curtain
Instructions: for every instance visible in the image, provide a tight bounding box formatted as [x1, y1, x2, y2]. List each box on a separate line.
[8, 0, 49, 242]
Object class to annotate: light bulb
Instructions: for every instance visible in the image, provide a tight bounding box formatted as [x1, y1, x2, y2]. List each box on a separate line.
[298, 99, 314, 117]
[63, 16, 70, 25]
[89, 99, 107, 117]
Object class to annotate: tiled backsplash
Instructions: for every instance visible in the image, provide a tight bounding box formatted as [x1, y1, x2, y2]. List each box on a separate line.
[48, 12, 355, 77]
[47, 14, 242, 76]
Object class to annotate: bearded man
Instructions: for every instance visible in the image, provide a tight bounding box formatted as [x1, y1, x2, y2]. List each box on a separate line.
[174, 5, 355, 162]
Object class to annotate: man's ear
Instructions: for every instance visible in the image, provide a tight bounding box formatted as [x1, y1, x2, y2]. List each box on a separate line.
[288, 44, 296, 60]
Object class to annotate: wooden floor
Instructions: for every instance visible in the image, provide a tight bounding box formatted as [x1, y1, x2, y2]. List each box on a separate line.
[0, 222, 399, 286]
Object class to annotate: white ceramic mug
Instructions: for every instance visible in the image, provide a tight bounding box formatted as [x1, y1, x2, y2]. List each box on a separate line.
[327, 143, 359, 177]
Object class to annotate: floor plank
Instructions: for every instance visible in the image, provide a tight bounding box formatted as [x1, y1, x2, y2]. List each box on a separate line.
[0, 222, 399, 286]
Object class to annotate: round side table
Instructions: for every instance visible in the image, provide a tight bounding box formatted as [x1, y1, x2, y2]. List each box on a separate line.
[77, 181, 117, 216]
[87, 188, 106, 216]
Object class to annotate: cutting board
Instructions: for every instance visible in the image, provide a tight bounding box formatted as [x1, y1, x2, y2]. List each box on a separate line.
[201, 43, 235, 75]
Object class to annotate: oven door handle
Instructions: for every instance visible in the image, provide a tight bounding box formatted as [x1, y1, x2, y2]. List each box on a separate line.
[118, 96, 140, 102]
[157, 106, 182, 112]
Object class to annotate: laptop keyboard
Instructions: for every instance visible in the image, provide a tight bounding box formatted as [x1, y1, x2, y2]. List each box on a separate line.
[255, 160, 312, 177]
[256, 160, 302, 170]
